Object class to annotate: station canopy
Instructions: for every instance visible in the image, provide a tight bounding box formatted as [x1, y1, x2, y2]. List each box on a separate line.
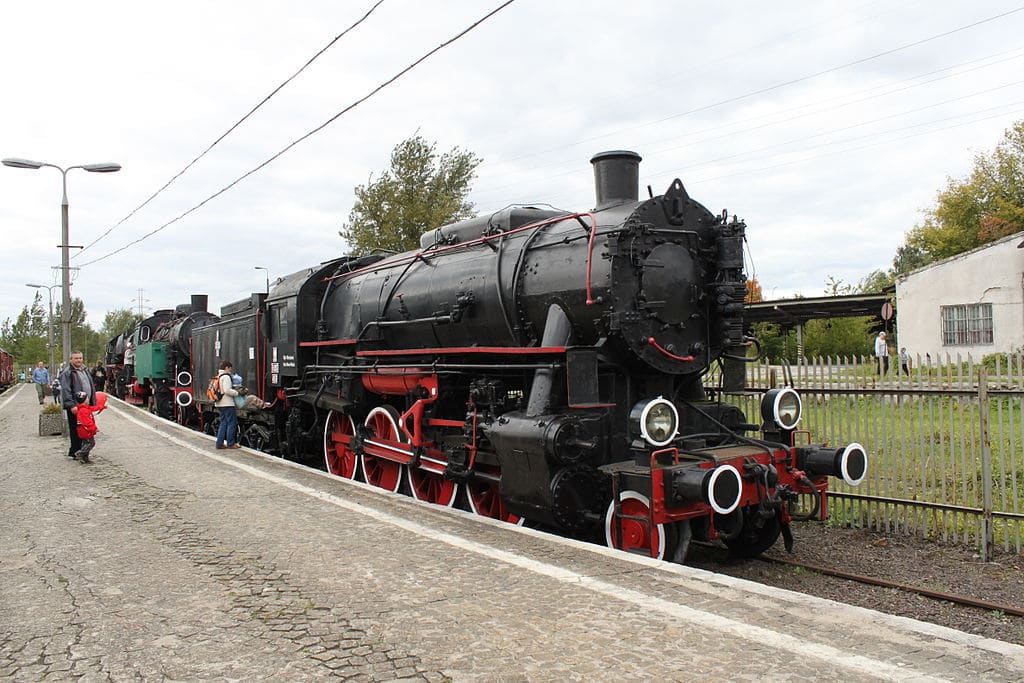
[744, 292, 892, 329]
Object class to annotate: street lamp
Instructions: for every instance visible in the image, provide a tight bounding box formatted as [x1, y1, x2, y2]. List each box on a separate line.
[3, 157, 121, 360]
[254, 266, 270, 294]
[26, 283, 59, 372]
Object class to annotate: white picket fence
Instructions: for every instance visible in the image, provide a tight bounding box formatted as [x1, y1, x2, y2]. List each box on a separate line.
[721, 352, 1024, 558]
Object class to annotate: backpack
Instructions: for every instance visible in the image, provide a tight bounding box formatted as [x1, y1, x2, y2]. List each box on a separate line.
[206, 373, 226, 401]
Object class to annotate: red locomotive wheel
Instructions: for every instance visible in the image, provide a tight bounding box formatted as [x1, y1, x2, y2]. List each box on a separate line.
[324, 410, 359, 480]
[407, 468, 459, 507]
[465, 477, 522, 525]
[361, 406, 406, 493]
[604, 491, 676, 561]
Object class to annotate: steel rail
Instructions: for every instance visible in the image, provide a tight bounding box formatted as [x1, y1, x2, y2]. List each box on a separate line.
[760, 554, 1024, 618]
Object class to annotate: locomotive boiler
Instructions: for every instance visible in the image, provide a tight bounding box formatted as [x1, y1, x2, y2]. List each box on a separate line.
[270, 150, 868, 560]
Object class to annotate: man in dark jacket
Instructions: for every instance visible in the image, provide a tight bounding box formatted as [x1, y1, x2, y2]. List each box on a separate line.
[90, 361, 107, 393]
[60, 351, 96, 459]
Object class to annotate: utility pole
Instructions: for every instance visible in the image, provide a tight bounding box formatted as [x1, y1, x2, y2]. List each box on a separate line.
[132, 289, 149, 317]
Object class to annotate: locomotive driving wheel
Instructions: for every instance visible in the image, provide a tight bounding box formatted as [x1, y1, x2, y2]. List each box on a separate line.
[465, 469, 521, 524]
[604, 491, 678, 561]
[361, 406, 406, 492]
[324, 410, 359, 480]
[406, 465, 459, 507]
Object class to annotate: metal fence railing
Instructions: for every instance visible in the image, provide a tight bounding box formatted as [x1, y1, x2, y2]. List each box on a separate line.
[720, 352, 1024, 559]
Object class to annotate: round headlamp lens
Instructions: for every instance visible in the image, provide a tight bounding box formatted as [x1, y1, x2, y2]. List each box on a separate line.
[646, 404, 674, 442]
[773, 388, 801, 429]
[637, 397, 679, 447]
[761, 388, 802, 430]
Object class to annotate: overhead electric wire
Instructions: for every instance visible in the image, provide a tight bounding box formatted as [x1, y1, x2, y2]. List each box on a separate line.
[490, 5, 1024, 167]
[688, 104, 1024, 186]
[475, 0, 909, 165]
[646, 79, 1024, 178]
[74, 0, 387, 259]
[79, 0, 517, 268]
[481, 101, 1024, 215]
[469, 45, 1024, 198]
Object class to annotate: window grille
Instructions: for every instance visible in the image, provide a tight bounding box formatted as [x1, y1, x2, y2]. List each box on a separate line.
[940, 303, 993, 346]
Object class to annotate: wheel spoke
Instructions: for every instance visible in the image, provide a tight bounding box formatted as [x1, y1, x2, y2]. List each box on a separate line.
[466, 478, 520, 524]
[407, 468, 459, 507]
[361, 406, 405, 492]
[324, 410, 359, 480]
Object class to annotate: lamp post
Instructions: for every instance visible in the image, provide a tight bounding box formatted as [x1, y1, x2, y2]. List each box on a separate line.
[3, 157, 121, 360]
[254, 266, 270, 295]
[25, 283, 59, 372]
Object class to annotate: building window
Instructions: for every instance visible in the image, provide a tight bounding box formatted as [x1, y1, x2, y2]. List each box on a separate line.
[940, 303, 993, 346]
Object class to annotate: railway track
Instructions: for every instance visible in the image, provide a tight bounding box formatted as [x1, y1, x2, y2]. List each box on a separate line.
[759, 554, 1024, 618]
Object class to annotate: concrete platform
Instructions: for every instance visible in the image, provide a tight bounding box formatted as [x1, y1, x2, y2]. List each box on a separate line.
[2, 382, 1022, 682]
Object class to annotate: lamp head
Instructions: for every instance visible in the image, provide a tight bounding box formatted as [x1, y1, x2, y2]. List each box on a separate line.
[3, 157, 45, 170]
[82, 162, 121, 173]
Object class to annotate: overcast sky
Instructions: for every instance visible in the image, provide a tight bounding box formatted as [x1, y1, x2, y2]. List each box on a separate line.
[2, 0, 1023, 336]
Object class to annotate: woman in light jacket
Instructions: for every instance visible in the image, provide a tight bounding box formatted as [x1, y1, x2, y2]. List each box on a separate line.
[214, 360, 241, 449]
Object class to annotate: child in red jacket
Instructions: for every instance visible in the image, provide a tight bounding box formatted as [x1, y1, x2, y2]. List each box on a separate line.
[74, 391, 107, 463]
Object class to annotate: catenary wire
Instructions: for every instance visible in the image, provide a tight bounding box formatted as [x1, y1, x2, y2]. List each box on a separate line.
[470, 45, 1024, 196]
[78, 0, 517, 268]
[74, 0, 387, 259]
[478, 102, 1024, 214]
[490, 5, 1024, 167]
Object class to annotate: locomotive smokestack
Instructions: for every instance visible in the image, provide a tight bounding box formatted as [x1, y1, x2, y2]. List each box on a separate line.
[191, 294, 208, 314]
[590, 150, 642, 210]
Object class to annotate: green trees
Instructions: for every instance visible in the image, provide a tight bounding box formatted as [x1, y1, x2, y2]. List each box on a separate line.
[0, 295, 110, 367]
[0, 294, 49, 367]
[101, 309, 143, 339]
[340, 135, 481, 254]
[894, 120, 1024, 274]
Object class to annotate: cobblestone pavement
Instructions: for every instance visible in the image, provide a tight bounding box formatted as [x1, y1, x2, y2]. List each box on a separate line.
[3, 382, 1024, 682]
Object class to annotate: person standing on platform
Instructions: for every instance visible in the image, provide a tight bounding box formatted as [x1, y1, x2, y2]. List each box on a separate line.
[59, 351, 96, 460]
[90, 361, 107, 393]
[31, 361, 50, 405]
[214, 360, 241, 449]
[874, 331, 890, 375]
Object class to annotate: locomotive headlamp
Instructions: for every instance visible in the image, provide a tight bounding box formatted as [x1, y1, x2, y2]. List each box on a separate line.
[761, 387, 802, 430]
[631, 397, 679, 447]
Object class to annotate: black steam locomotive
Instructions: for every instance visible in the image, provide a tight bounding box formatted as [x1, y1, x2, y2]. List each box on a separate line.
[106, 298, 217, 422]
[110, 151, 867, 561]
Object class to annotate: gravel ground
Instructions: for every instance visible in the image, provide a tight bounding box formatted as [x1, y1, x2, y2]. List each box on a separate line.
[686, 524, 1024, 646]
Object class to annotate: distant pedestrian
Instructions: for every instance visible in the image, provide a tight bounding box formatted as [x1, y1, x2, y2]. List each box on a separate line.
[90, 361, 107, 393]
[874, 331, 890, 375]
[51, 377, 61, 404]
[214, 360, 241, 449]
[60, 351, 96, 460]
[31, 361, 50, 404]
[18, 371, 25, 383]
[899, 347, 911, 376]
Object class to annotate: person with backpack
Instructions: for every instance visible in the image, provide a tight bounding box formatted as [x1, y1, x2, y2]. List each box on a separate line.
[213, 360, 241, 449]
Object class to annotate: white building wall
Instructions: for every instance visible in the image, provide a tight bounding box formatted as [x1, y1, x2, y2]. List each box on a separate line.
[895, 232, 1024, 358]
